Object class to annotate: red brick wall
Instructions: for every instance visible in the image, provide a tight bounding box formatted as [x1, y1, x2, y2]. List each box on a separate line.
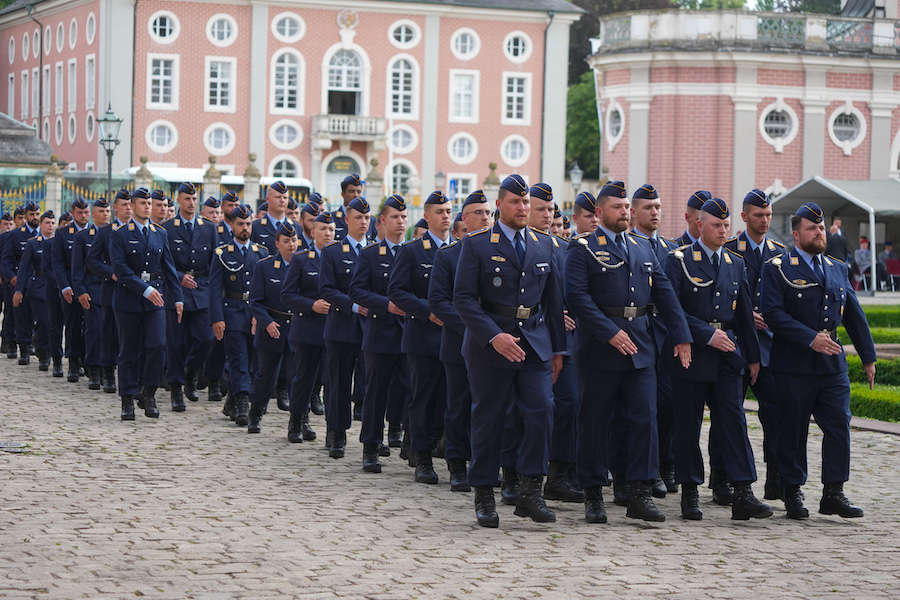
[757, 69, 803, 87]
[755, 97, 803, 191]
[605, 68, 630, 86]
[826, 72, 872, 90]
[649, 66, 735, 83]
[823, 100, 870, 179]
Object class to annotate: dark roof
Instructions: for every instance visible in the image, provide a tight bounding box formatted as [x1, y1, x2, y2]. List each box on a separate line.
[0, 113, 52, 165]
[0, 0, 32, 17]
[841, 0, 874, 16]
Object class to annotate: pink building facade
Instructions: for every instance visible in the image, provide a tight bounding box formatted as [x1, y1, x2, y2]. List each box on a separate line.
[2, 0, 580, 203]
[590, 8, 900, 238]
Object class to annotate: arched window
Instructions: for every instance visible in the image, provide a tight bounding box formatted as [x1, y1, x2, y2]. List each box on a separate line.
[327, 49, 361, 115]
[272, 51, 300, 112]
[273, 158, 297, 178]
[391, 162, 412, 195]
[389, 58, 415, 117]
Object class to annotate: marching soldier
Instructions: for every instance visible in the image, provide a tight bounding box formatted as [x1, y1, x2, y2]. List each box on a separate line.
[388, 190, 453, 485]
[676, 190, 710, 246]
[43, 211, 66, 377]
[566, 181, 691, 524]
[3, 201, 40, 364]
[204, 190, 239, 403]
[349, 195, 409, 473]
[298, 202, 318, 250]
[319, 197, 370, 458]
[201, 197, 222, 223]
[571, 192, 600, 235]
[252, 181, 294, 255]
[0, 210, 18, 356]
[663, 198, 772, 521]
[70, 198, 111, 389]
[280, 212, 334, 442]
[52, 196, 91, 382]
[209, 205, 268, 425]
[108, 188, 183, 420]
[150, 189, 170, 226]
[162, 182, 217, 411]
[760, 202, 875, 519]
[13, 210, 56, 371]
[454, 174, 566, 528]
[724, 189, 785, 500]
[331, 174, 364, 241]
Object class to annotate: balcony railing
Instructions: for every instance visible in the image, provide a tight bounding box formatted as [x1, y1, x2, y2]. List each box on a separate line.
[311, 115, 386, 140]
[591, 10, 900, 56]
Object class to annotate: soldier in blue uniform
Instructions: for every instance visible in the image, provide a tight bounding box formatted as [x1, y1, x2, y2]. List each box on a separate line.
[724, 189, 785, 500]
[150, 189, 170, 226]
[210, 205, 268, 426]
[454, 174, 566, 528]
[71, 198, 111, 389]
[109, 187, 183, 421]
[319, 196, 370, 459]
[676, 191, 710, 246]
[297, 202, 318, 251]
[761, 202, 875, 519]
[388, 190, 453, 485]
[42, 211, 67, 377]
[571, 192, 600, 235]
[13, 210, 56, 370]
[201, 196, 222, 223]
[3, 201, 40, 364]
[429, 190, 493, 491]
[331, 174, 364, 241]
[664, 198, 772, 521]
[281, 212, 335, 442]
[204, 191, 239, 403]
[162, 182, 217, 411]
[87, 189, 132, 394]
[52, 196, 91, 381]
[566, 181, 691, 524]
[349, 195, 409, 473]
[0, 209, 19, 356]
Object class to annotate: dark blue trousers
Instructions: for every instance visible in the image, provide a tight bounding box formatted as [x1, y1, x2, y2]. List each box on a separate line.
[82, 303, 103, 366]
[324, 340, 358, 434]
[14, 293, 34, 346]
[466, 356, 553, 487]
[62, 299, 84, 361]
[223, 329, 253, 395]
[442, 361, 471, 462]
[776, 372, 851, 486]
[27, 296, 48, 354]
[386, 369, 406, 429]
[550, 355, 578, 464]
[289, 343, 322, 419]
[352, 353, 366, 408]
[744, 366, 777, 465]
[672, 374, 757, 485]
[99, 304, 118, 366]
[251, 347, 290, 408]
[166, 308, 214, 384]
[577, 367, 658, 488]
[656, 364, 676, 471]
[46, 289, 64, 360]
[115, 309, 166, 397]
[407, 353, 446, 454]
[1, 284, 14, 344]
[360, 352, 406, 445]
[204, 339, 226, 384]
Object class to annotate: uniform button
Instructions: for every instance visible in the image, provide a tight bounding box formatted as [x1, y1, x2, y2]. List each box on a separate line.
[518, 321, 523, 327]
[630, 301, 635, 307]
[299, 312, 303, 316]
[495, 267, 500, 273]
[521, 272, 526, 277]
[824, 306, 828, 310]
[714, 305, 719, 309]
[715, 291, 721, 296]
[520, 288, 525, 293]
[630, 287, 634, 292]
[824, 317, 829, 322]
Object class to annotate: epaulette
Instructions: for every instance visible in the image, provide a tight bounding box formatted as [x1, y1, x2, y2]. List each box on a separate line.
[771, 239, 785, 248]
[532, 228, 550, 236]
[258, 254, 274, 263]
[466, 227, 490, 237]
[676, 243, 691, 252]
[402, 238, 419, 245]
[726, 236, 738, 243]
[629, 230, 649, 240]
[149, 224, 157, 232]
[573, 232, 591, 240]
[324, 240, 340, 248]
[112, 223, 121, 231]
[724, 247, 743, 260]
[826, 254, 845, 264]
[443, 239, 459, 249]
[364, 241, 379, 249]
[764, 253, 783, 264]
[251, 243, 261, 252]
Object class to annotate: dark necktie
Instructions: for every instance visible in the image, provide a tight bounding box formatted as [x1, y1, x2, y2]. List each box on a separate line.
[185, 221, 192, 234]
[240, 245, 247, 258]
[615, 233, 627, 256]
[142, 226, 149, 243]
[391, 245, 397, 257]
[813, 255, 825, 285]
[514, 231, 526, 264]
[650, 237, 658, 253]
[356, 243, 362, 256]
[712, 252, 720, 271]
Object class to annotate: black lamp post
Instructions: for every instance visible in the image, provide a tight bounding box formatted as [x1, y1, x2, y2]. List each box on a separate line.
[97, 103, 123, 202]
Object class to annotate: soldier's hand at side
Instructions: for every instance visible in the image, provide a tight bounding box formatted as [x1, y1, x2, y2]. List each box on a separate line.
[387, 301, 406, 316]
[491, 333, 526, 363]
[753, 311, 768, 330]
[9, 276, 16, 286]
[709, 329, 736, 352]
[266, 321, 280, 339]
[78, 293, 91, 311]
[609, 330, 637, 356]
[811, 331, 843, 355]
[111, 274, 117, 282]
[312, 299, 330, 314]
[146, 288, 164, 307]
[551, 354, 563, 383]
[429, 313, 444, 327]
[357, 305, 369, 317]
[176, 303, 183, 323]
[563, 311, 576, 332]
[212, 321, 225, 341]
[748, 362, 760, 385]
[674, 342, 691, 369]
[62, 288, 74, 303]
[12, 291, 22, 307]
[864, 362, 876, 390]
[181, 274, 198, 289]
[251, 317, 256, 335]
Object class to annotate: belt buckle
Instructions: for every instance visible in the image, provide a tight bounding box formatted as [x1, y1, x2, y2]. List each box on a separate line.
[623, 306, 638, 319]
[242, 292, 249, 301]
[140, 271, 150, 282]
[710, 322, 722, 330]
[515, 305, 531, 319]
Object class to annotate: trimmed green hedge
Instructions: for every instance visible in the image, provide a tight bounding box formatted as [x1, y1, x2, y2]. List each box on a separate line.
[849, 384, 900, 423]
[837, 326, 900, 345]
[847, 355, 900, 387]
[862, 305, 900, 328]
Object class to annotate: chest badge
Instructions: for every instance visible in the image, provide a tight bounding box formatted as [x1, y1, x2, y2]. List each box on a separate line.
[230, 274, 237, 281]
[422, 239, 432, 250]
[790, 256, 799, 266]
[379, 246, 387, 256]
[693, 251, 702, 262]
[738, 240, 746, 252]
[492, 276, 502, 288]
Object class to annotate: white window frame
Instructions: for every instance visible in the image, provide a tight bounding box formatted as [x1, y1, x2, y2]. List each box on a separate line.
[758, 97, 798, 154]
[270, 48, 304, 116]
[21, 32, 29, 61]
[269, 154, 301, 178]
[84, 54, 95, 109]
[7, 74, 13, 116]
[271, 12, 305, 43]
[56, 22, 64, 52]
[828, 100, 867, 156]
[387, 159, 417, 195]
[500, 134, 530, 168]
[148, 11, 180, 44]
[20, 70, 28, 120]
[8, 36, 14, 65]
[43, 26, 51, 55]
[54, 114, 63, 145]
[268, 119, 303, 151]
[204, 56, 236, 113]
[501, 71, 532, 126]
[387, 124, 418, 155]
[503, 31, 533, 64]
[69, 18, 77, 49]
[447, 132, 478, 166]
[204, 122, 236, 156]
[450, 28, 480, 61]
[41, 118, 49, 142]
[388, 19, 421, 50]
[85, 161, 94, 171]
[53, 62, 63, 114]
[386, 54, 419, 120]
[67, 113, 76, 143]
[446, 173, 476, 202]
[86, 13, 96, 45]
[146, 53, 179, 110]
[85, 111, 95, 142]
[448, 69, 479, 124]
[605, 97, 625, 151]
[145, 119, 178, 153]
[320, 43, 371, 116]
[42, 65, 50, 113]
[31, 67, 38, 118]
[67, 58, 77, 112]
[32, 29, 39, 58]
[206, 13, 237, 48]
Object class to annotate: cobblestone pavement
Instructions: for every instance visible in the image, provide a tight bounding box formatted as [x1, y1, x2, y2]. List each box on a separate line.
[1, 361, 898, 599]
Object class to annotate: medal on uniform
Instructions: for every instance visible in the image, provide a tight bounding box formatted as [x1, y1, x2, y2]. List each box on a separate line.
[230, 275, 237, 281]
[492, 276, 502, 288]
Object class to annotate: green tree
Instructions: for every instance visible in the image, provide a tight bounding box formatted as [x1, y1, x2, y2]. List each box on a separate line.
[566, 71, 601, 179]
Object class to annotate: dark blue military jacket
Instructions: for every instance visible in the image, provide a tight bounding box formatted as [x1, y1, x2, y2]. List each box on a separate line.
[209, 241, 268, 334]
[282, 248, 327, 348]
[250, 254, 292, 353]
[41, 232, 59, 294]
[2, 225, 37, 283]
[318, 238, 363, 345]
[86, 222, 123, 307]
[15, 236, 50, 299]
[161, 214, 216, 311]
[631, 231, 679, 354]
[331, 207, 349, 241]
[71, 224, 102, 299]
[428, 240, 465, 364]
[664, 241, 759, 381]
[250, 215, 296, 255]
[350, 239, 404, 355]
[454, 222, 566, 369]
[566, 229, 690, 372]
[760, 247, 875, 375]
[215, 221, 234, 246]
[51, 223, 85, 293]
[108, 220, 182, 314]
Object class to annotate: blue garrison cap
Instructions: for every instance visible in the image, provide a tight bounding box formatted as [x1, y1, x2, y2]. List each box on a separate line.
[71, 196, 88, 210]
[132, 187, 150, 200]
[688, 190, 712, 210]
[463, 190, 487, 207]
[277, 221, 296, 238]
[287, 198, 298, 210]
[221, 191, 238, 205]
[796, 202, 824, 224]
[701, 198, 729, 220]
[314, 212, 333, 224]
[41, 210, 55, 220]
[23, 201, 39, 212]
[301, 203, 319, 218]
[177, 182, 196, 195]
[149, 189, 166, 201]
[92, 198, 109, 208]
[500, 174, 528, 197]
[1, 212, 10, 221]
[231, 204, 253, 220]
[529, 183, 553, 202]
[574, 191, 597, 212]
[415, 218, 428, 229]
[347, 197, 371, 214]
[115, 188, 131, 201]
[743, 189, 770, 208]
[384, 194, 406, 211]
[425, 190, 449, 205]
[258, 202, 268, 212]
[307, 192, 322, 206]
[563, 215, 570, 228]
[340, 173, 362, 191]
[269, 180, 287, 194]
[598, 180, 627, 199]
[13, 207, 24, 217]
[204, 196, 220, 208]
[632, 184, 659, 200]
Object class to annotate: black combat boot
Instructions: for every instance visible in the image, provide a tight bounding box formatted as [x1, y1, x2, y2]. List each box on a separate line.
[680, 483, 703, 520]
[234, 392, 250, 427]
[387, 425, 403, 448]
[362, 443, 382, 473]
[207, 379, 222, 402]
[276, 385, 290, 411]
[103, 367, 117, 394]
[543, 461, 584, 503]
[651, 477, 668, 499]
[48, 355, 60, 375]
[783, 484, 809, 519]
[474, 487, 499, 528]
[500, 467, 520, 505]
[378, 442, 390, 457]
[661, 463, 678, 493]
[87, 366, 102, 390]
[626, 481, 666, 522]
[329, 431, 346, 459]
[514, 475, 556, 523]
[301, 414, 317, 441]
[310, 394, 324, 416]
[4, 341, 16, 359]
[414, 452, 438, 484]
[184, 369, 199, 402]
[612, 475, 628, 507]
[18, 344, 30, 365]
[819, 482, 863, 518]
[222, 393, 235, 421]
[447, 459, 470, 492]
[142, 387, 160, 419]
[170, 385, 185, 413]
[731, 482, 773, 520]
[710, 469, 734, 506]
[120, 396, 135, 421]
[38, 352, 50, 372]
[584, 487, 607, 524]
[764, 463, 783, 501]
[247, 402, 263, 434]
[287, 417, 303, 443]
[67, 357, 81, 382]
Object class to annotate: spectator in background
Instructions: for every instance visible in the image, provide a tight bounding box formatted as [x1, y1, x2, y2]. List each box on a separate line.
[826, 217, 849, 262]
[852, 237, 874, 290]
[878, 241, 896, 266]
